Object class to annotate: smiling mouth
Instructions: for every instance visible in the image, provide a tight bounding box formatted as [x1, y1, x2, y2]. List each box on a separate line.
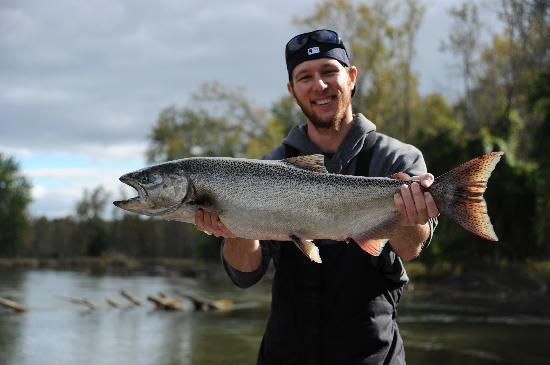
[312, 95, 336, 106]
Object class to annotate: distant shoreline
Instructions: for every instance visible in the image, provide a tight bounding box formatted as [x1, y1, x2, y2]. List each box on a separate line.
[0, 256, 222, 278]
[2, 257, 550, 318]
[1, 257, 549, 289]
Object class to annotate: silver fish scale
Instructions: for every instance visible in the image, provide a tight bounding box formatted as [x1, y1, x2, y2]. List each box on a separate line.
[117, 152, 503, 245]
[176, 157, 403, 241]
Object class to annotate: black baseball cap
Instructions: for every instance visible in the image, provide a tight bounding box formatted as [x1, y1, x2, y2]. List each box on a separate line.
[285, 29, 350, 81]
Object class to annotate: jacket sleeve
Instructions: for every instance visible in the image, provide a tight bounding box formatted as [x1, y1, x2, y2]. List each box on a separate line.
[387, 140, 438, 250]
[221, 240, 273, 288]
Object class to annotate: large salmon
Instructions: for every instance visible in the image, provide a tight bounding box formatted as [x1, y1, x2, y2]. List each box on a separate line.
[114, 152, 503, 263]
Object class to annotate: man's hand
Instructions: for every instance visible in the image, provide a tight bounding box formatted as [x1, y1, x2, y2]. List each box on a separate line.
[194, 209, 237, 238]
[195, 208, 261, 272]
[393, 173, 440, 226]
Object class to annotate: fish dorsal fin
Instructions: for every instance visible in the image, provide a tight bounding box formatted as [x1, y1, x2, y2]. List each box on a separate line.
[282, 154, 328, 173]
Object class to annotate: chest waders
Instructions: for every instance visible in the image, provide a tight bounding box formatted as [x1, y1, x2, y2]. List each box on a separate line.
[257, 132, 406, 365]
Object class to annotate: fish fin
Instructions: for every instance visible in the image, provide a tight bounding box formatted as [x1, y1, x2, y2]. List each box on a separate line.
[350, 215, 398, 256]
[282, 154, 328, 173]
[432, 152, 504, 241]
[354, 238, 388, 256]
[183, 181, 216, 208]
[290, 235, 322, 263]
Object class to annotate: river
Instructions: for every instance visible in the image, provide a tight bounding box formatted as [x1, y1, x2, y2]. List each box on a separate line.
[0, 269, 549, 365]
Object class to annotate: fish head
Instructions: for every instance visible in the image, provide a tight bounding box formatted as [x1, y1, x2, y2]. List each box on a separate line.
[113, 165, 189, 217]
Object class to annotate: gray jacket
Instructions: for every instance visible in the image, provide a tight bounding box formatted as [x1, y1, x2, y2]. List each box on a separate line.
[222, 113, 436, 287]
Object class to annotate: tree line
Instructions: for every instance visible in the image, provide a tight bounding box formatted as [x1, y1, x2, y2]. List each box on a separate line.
[1, 0, 548, 266]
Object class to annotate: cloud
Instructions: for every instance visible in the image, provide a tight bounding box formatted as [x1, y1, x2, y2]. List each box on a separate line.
[1, 0, 503, 218]
[27, 165, 137, 217]
[0, 0, 319, 163]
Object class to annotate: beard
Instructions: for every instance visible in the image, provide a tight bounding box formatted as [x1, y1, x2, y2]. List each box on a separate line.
[295, 87, 352, 131]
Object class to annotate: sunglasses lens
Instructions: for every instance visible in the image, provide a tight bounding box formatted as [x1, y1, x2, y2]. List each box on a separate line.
[311, 30, 339, 44]
[285, 30, 342, 58]
[286, 34, 310, 53]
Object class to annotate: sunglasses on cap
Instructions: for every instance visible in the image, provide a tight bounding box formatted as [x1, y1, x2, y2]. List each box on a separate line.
[285, 29, 345, 59]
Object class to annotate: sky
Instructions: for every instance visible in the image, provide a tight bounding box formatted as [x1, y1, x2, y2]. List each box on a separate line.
[0, 0, 500, 218]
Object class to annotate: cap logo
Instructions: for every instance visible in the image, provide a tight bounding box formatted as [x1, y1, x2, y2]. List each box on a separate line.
[307, 47, 320, 56]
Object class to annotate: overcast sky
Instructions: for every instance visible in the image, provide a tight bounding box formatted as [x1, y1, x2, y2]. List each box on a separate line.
[0, 0, 499, 218]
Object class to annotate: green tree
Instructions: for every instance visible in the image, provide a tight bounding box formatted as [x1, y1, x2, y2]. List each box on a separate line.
[245, 95, 304, 157]
[420, 0, 550, 264]
[398, 0, 426, 139]
[75, 186, 111, 256]
[0, 153, 32, 257]
[26, 217, 79, 257]
[441, 1, 484, 131]
[147, 82, 269, 162]
[528, 69, 550, 256]
[76, 186, 110, 221]
[294, 0, 426, 140]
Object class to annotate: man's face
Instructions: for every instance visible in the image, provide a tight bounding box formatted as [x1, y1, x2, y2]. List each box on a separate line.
[288, 58, 357, 131]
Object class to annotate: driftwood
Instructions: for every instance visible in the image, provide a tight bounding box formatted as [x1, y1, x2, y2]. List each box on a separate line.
[147, 294, 184, 311]
[61, 296, 97, 311]
[106, 298, 120, 308]
[0, 296, 26, 313]
[176, 291, 233, 312]
[120, 290, 142, 306]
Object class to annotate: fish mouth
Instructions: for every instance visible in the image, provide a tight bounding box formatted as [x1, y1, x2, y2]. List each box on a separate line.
[113, 174, 148, 210]
[113, 174, 182, 216]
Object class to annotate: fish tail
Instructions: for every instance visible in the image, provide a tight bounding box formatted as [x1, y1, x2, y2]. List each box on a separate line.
[431, 152, 504, 241]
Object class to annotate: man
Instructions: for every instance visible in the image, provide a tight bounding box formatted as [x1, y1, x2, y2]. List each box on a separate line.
[196, 29, 439, 365]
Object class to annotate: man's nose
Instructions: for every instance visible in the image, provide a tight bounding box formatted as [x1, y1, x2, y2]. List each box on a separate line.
[312, 75, 328, 92]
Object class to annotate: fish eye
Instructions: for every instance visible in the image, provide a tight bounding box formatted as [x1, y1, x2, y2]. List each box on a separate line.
[139, 174, 150, 184]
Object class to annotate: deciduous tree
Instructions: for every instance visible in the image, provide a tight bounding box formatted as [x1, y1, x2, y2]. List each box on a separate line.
[0, 153, 31, 257]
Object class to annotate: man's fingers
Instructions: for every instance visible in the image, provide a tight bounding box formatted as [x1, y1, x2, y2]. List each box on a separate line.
[213, 215, 231, 237]
[411, 182, 429, 224]
[394, 193, 409, 225]
[195, 209, 216, 235]
[217, 221, 237, 238]
[203, 209, 215, 230]
[418, 173, 435, 188]
[195, 208, 237, 238]
[400, 184, 416, 224]
[194, 209, 205, 231]
[424, 192, 440, 218]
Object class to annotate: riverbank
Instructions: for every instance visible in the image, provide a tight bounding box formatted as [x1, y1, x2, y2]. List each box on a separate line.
[406, 260, 550, 292]
[2, 256, 549, 292]
[0, 256, 217, 278]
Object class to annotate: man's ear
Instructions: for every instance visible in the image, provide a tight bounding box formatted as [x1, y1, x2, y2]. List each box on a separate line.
[287, 82, 296, 98]
[348, 66, 358, 90]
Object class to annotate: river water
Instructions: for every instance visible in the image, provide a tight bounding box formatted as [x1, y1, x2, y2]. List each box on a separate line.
[0, 269, 549, 365]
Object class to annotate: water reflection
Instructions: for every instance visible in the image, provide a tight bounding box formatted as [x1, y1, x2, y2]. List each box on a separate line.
[0, 270, 26, 365]
[0, 270, 549, 365]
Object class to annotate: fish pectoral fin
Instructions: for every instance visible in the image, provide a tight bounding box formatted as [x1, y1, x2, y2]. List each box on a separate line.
[282, 154, 328, 174]
[290, 235, 322, 263]
[353, 238, 388, 256]
[351, 219, 395, 256]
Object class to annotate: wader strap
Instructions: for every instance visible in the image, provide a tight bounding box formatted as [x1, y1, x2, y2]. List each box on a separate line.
[283, 131, 377, 177]
[355, 131, 376, 177]
[283, 144, 300, 158]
